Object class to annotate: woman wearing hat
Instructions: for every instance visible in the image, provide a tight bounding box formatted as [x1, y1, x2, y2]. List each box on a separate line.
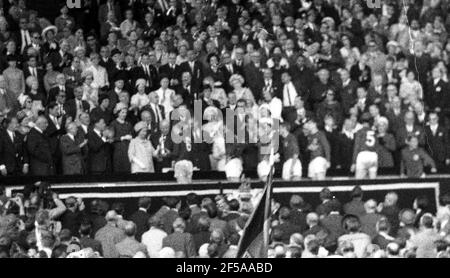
[2, 54, 25, 99]
[229, 74, 255, 104]
[128, 121, 158, 174]
[110, 103, 133, 173]
[24, 75, 45, 117]
[41, 25, 59, 55]
[81, 71, 99, 108]
[130, 78, 150, 111]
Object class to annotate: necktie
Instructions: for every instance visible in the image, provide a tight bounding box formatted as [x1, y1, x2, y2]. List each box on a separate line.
[154, 105, 160, 123]
[286, 85, 293, 106]
[10, 132, 14, 143]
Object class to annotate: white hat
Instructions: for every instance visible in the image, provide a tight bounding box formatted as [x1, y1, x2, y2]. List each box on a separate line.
[41, 25, 58, 39]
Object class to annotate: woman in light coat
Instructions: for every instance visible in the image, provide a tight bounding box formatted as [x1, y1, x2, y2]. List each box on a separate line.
[128, 121, 158, 173]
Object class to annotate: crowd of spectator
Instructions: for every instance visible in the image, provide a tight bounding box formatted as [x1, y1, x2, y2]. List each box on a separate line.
[1, 0, 450, 183]
[1, 182, 450, 258]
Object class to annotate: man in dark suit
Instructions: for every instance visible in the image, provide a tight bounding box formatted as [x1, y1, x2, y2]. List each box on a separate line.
[385, 96, 405, 134]
[179, 50, 204, 93]
[23, 55, 45, 89]
[162, 218, 196, 258]
[425, 112, 450, 171]
[142, 92, 165, 136]
[64, 87, 90, 121]
[131, 53, 158, 91]
[426, 66, 450, 113]
[60, 122, 87, 175]
[129, 197, 152, 242]
[243, 50, 265, 103]
[175, 72, 198, 107]
[320, 199, 345, 251]
[0, 76, 19, 118]
[395, 111, 426, 149]
[273, 207, 302, 244]
[79, 222, 103, 255]
[46, 101, 66, 173]
[159, 52, 182, 88]
[26, 116, 54, 176]
[16, 16, 32, 54]
[0, 117, 28, 176]
[88, 117, 112, 175]
[62, 57, 83, 90]
[48, 40, 73, 72]
[48, 73, 74, 104]
[338, 69, 359, 115]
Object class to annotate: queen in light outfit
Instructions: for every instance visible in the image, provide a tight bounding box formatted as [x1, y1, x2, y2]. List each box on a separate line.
[128, 121, 158, 174]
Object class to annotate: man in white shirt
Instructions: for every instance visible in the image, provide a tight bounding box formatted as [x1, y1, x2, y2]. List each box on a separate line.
[281, 72, 298, 108]
[262, 85, 282, 121]
[18, 17, 32, 53]
[141, 216, 168, 258]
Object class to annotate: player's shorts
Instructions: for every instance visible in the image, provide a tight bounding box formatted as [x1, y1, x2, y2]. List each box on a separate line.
[282, 158, 303, 180]
[308, 156, 328, 178]
[225, 158, 243, 180]
[355, 151, 378, 178]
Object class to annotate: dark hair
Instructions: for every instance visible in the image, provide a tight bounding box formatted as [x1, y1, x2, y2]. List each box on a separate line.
[138, 197, 151, 209]
[415, 196, 429, 211]
[51, 245, 67, 258]
[343, 215, 361, 233]
[279, 207, 291, 221]
[206, 203, 218, 219]
[197, 216, 210, 232]
[228, 199, 240, 211]
[112, 202, 125, 215]
[178, 206, 192, 221]
[288, 246, 303, 258]
[79, 222, 92, 236]
[165, 196, 181, 209]
[271, 227, 284, 242]
[350, 186, 363, 199]
[186, 193, 199, 206]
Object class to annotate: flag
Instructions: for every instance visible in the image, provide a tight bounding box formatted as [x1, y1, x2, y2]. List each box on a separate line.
[236, 150, 275, 258]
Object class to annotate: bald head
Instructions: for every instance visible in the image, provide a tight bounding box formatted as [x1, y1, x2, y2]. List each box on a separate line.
[306, 212, 319, 226]
[105, 210, 118, 222]
[210, 229, 225, 244]
[124, 222, 137, 237]
[364, 199, 377, 213]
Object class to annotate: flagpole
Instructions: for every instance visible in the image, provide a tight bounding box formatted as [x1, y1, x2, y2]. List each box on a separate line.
[262, 146, 275, 258]
[262, 165, 273, 258]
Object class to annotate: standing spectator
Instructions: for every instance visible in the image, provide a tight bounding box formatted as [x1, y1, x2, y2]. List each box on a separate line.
[115, 222, 148, 258]
[110, 103, 133, 173]
[128, 122, 157, 174]
[424, 112, 450, 172]
[141, 216, 168, 258]
[360, 199, 383, 240]
[400, 135, 437, 178]
[26, 115, 54, 176]
[59, 122, 87, 175]
[162, 218, 196, 258]
[87, 117, 112, 175]
[94, 210, 126, 258]
[0, 117, 28, 176]
[410, 214, 442, 258]
[129, 197, 151, 242]
[338, 215, 371, 258]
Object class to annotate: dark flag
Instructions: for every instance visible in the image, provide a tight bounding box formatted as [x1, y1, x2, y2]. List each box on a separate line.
[236, 159, 274, 258]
